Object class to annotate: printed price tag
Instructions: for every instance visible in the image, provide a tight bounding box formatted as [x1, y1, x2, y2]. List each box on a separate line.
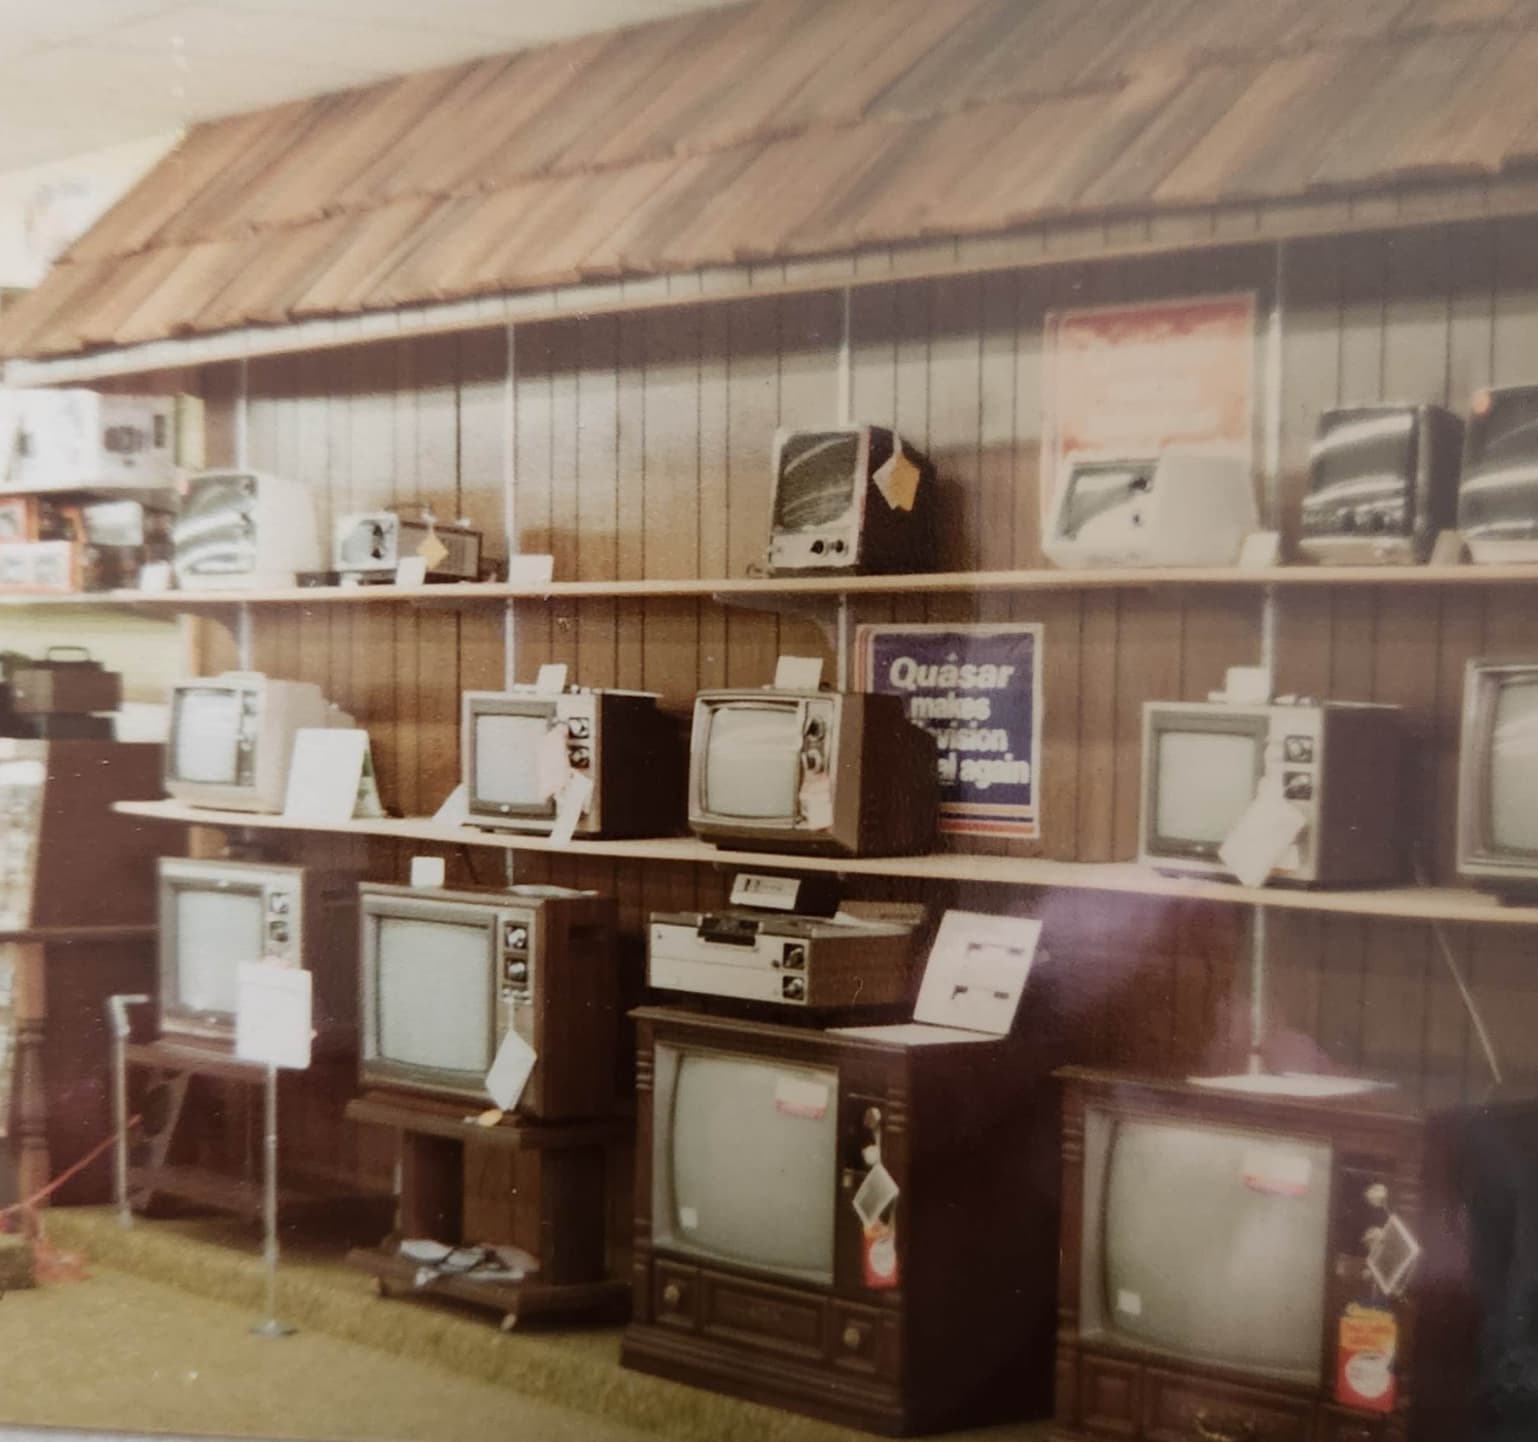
[485, 1027, 536, 1112]
[873, 447, 921, 512]
[852, 1161, 900, 1228]
[1219, 789, 1306, 887]
[862, 1219, 900, 1289]
[548, 770, 594, 846]
[1337, 1305, 1398, 1413]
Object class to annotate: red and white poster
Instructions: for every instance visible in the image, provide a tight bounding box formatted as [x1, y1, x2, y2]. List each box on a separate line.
[1041, 293, 1256, 525]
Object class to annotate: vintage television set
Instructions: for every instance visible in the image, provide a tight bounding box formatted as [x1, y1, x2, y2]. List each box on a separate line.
[1299, 403, 1464, 565]
[764, 426, 937, 576]
[156, 857, 360, 1050]
[1458, 383, 1538, 562]
[1456, 657, 1538, 898]
[1053, 1068, 1538, 1442]
[688, 688, 937, 858]
[172, 470, 322, 589]
[1043, 451, 1257, 569]
[333, 509, 482, 583]
[358, 882, 618, 1121]
[164, 671, 352, 813]
[1138, 699, 1406, 887]
[462, 687, 684, 838]
[623, 1005, 1059, 1434]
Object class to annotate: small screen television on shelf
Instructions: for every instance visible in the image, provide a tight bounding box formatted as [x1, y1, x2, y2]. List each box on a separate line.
[1299, 403, 1464, 565]
[156, 857, 360, 1049]
[357, 882, 617, 1121]
[1138, 699, 1405, 887]
[462, 687, 684, 838]
[1456, 658, 1538, 898]
[165, 671, 352, 813]
[1457, 384, 1538, 562]
[623, 1006, 1059, 1434]
[1054, 1069, 1533, 1442]
[172, 470, 322, 589]
[765, 426, 937, 576]
[688, 688, 937, 857]
[1043, 451, 1257, 569]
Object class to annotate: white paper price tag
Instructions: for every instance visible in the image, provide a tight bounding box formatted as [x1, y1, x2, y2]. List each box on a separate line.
[774, 655, 823, 690]
[548, 770, 594, 846]
[852, 1161, 900, 1226]
[235, 962, 313, 1071]
[485, 1026, 537, 1112]
[1219, 790, 1306, 888]
[535, 663, 568, 693]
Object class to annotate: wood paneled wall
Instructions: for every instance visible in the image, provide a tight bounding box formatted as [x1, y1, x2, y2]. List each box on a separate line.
[167, 215, 1538, 1182]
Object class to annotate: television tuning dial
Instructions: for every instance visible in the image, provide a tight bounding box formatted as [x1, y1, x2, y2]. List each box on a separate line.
[781, 976, 805, 1001]
[504, 959, 529, 985]
[568, 746, 591, 769]
[1364, 1182, 1389, 1211]
[565, 717, 591, 739]
[781, 944, 806, 971]
[504, 924, 529, 951]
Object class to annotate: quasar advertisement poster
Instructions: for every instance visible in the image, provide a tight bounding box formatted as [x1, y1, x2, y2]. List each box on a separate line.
[856, 623, 1042, 840]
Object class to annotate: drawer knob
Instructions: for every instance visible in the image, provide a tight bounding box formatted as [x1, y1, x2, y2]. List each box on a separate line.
[1195, 1410, 1255, 1442]
[661, 1282, 682, 1308]
[842, 1324, 863, 1350]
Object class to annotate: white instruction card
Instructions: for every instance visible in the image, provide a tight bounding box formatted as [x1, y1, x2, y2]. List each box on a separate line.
[485, 1028, 537, 1112]
[774, 655, 823, 690]
[1218, 790, 1306, 887]
[235, 962, 313, 1070]
[915, 910, 1042, 1036]
[548, 770, 595, 846]
[284, 728, 370, 823]
[536, 663, 568, 694]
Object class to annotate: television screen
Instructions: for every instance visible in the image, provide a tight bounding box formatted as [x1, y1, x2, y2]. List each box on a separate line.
[473, 712, 547, 808]
[1101, 1117, 1332, 1381]
[703, 705, 803, 819]
[172, 689, 243, 784]
[666, 1048, 837, 1281]
[376, 917, 492, 1073]
[773, 432, 859, 531]
[1312, 410, 1414, 497]
[174, 887, 264, 1015]
[1488, 677, 1538, 855]
[1154, 728, 1259, 845]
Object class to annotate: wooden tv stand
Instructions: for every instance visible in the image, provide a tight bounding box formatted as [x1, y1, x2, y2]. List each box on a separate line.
[344, 1090, 631, 1330]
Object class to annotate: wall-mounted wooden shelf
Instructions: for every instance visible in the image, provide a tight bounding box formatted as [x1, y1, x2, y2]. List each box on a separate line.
[14, 561, 1538, 612]
[114, 798, 1538, 929]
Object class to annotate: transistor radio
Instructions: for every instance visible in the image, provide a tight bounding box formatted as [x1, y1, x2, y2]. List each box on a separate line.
[1045, 451, 1257, 568]
[333, 510, 482, 583]
[1299, 404, 1463, 565]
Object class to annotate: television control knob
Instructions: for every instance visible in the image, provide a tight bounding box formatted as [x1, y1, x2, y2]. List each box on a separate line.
[782, 944, 806, 971]
[268, 921, 289, 945]
[566, 718, 590, 739]
[863, 1106, 882, 1133]
[811, 540, 826, 555]
[782, 976, 806, 1001]
[661, 1282, 682, 1308]
[1364, 1183, 1389, 1210]
[842, 1324, 863, 1351]
[804, 717, 826, 740]
[505, 960, 529, 984]
[832, 539, 846, 554]
[269, 895, 290, 914]
[804, 748, 824, 773]
[505, 925, 528, 950]
[568, 746, 591, 768]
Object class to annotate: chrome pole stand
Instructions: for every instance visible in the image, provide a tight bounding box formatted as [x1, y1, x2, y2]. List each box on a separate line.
[107, 994, 149, 1229]
[251, 1062, 295, 1338]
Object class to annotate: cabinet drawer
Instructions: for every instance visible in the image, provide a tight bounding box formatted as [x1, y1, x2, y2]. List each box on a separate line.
[830, 1300, 899, 1380]
[700, 1273, 825, 1360]
[652, 1261, 699, 1331]
[1144, 1369, 1312, 1442]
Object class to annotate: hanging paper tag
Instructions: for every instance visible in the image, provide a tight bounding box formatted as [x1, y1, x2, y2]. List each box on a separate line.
[873, 448, 921, 512]
[862, 1219, 900, 1289]
[1336, 1305, 1397, 1413]
[537, 723, 573, 801]
[235, 962, 313, 1071]
[548, 771, 594, 846]
[394, 556, 428, 586]
[433, 782, 469, 824]
[1219, 789, 1306, 887]
[485, 1027, 536, 1112]
[852, 1161, 900, 1228]
[800, 772, 833, 832]
[418, 528, 449, 572]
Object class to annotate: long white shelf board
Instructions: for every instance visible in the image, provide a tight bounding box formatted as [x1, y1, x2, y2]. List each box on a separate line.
[115, 799, 1538, 927]
[13, 562, 1538, 611]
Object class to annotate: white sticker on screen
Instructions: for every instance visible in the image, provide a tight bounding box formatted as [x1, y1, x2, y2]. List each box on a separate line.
[852, 1162, 900, 1227]
[1241, 1147, 1312, 1197]
[1116, 1290, 1142, 1317]
[773, 1075, 830, 1120]
[678, 1205, 700, 1231]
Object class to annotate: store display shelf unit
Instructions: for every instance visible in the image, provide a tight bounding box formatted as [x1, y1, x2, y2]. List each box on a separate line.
[12, 562, 1538, 612]
[113, 799, 1538, 929]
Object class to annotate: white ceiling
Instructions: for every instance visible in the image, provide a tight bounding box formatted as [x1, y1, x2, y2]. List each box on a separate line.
[0, 0, 739, 172]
